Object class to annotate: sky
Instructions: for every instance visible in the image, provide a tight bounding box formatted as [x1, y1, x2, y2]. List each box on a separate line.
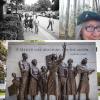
[25, 0, 38, 5]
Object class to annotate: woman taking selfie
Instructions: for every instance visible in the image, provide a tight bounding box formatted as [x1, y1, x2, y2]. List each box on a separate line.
[75, 11, 100, 40]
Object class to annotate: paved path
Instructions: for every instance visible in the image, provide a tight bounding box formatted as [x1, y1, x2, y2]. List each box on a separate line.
[23, 16, 59, 40]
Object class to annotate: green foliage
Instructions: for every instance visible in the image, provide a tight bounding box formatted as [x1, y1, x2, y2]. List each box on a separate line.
[0, 14, 24, 40]
[0, 89, 5, 96]
[0, 41, 6, 83]
[97, 72, 100, 86]
[0, 41, 7, 58]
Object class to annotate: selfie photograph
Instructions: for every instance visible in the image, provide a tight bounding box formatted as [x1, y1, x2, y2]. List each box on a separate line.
[59, 0, 100, 40]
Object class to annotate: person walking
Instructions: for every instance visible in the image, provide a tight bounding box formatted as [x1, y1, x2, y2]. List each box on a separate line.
[28, 16, 33, 32]
[34, 15, 39, 34]
[47, 15, 54, 31]
[24, 16, 29, 32]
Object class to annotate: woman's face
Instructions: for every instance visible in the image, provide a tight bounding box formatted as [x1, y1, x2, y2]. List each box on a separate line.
[81, 20, 100, 40]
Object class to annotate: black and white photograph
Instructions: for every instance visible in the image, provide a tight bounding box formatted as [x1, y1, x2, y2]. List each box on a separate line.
[5, 41, 98, 100]
[0, 0, 59, 40]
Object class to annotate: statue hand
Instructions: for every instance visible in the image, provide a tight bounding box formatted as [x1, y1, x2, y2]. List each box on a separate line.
[63, 43, 66, 50]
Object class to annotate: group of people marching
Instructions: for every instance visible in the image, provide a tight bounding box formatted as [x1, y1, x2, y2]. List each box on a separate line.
[23, 13, 54, 35]
[24, 14, 39, 34]
[9, 44, 95, 100]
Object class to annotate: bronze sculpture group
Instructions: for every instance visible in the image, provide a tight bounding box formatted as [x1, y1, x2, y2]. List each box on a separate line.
[8, 43, 95, 100]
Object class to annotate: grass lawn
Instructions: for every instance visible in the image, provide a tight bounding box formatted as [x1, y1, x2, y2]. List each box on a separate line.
[0, 92, 5, 96]
[98, 93, 100, 96]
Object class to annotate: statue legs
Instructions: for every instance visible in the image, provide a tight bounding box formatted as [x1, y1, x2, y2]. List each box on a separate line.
[47, 94, 49, 100]
[41, 94, 45, 100]
[86, 93, 90, 100]
[73, 95, 76, 100]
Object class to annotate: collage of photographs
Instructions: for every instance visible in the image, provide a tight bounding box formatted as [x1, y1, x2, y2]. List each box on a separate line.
[0, 0, 100, 100]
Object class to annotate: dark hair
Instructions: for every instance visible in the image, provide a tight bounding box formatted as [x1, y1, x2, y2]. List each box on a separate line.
[22, 53, 27, 56]
[67, 58, 73, 64]
[81, 58, 88, 65]
[51, 54, 57, 60]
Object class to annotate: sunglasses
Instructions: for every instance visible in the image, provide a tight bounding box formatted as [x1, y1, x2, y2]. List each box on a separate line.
[84, 25, 100, 32]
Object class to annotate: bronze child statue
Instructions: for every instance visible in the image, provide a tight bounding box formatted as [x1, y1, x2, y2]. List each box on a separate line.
[29, 59, 39, 100]
[39, 66, 48, 100]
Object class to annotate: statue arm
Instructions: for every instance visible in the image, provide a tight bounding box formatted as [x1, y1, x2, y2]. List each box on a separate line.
[76, 65, 86, 73]
[41, 69, 48, 76]
[18, 61, 22, 75]
[57, 43, 66, 64]
[30, 68, 38, 80]
[88, 69, 95, 74]
[74, 67, 78, 76]
[18, 61, 26, 73]
[62, 43, 66, 60]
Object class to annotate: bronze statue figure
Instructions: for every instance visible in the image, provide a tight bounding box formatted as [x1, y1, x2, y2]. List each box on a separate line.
[77, 58, 95, 100]
[66, 59, 77, 100]
[29, 59, 39, 100]
[58, 55, 67, 100]
[8, 73, 21, 99]
[18, 53, 30, 100]
[46, 43, 66, 100]
[39, 66, 48, 100]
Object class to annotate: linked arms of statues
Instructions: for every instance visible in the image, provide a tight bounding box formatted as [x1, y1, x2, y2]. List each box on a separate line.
[40, 67, 48, 77]
[88, 69, 95, 74]
[76, 65, 95, 74]
[30, 68, 39, 80]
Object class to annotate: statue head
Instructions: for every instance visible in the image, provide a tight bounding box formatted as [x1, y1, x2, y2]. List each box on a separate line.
[67, 58, 73, 64]
[81, 58, 88, 65]
[22, 53, 28, 60]
[41, 66, 47, 72]
[67, 58, 73, 69]
[31, 59, 37, 66]
[51, 54, 57, 61]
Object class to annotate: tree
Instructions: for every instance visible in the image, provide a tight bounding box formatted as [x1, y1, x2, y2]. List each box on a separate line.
[97, 72, 100, 86]
[37, 0, 51, 11]
[52, 0, 59, 11]
[0, 41, 7, 61]
[0, 0, 6, 21]
[95, 0, 100, 13]
[10, 0, 24, 13]
[73, 0, 77, 38]
[0, 41, 7, 83]
[83, 0, 85, 11]
[65, 0, 70, 39]
[31, 3, 41, 12]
